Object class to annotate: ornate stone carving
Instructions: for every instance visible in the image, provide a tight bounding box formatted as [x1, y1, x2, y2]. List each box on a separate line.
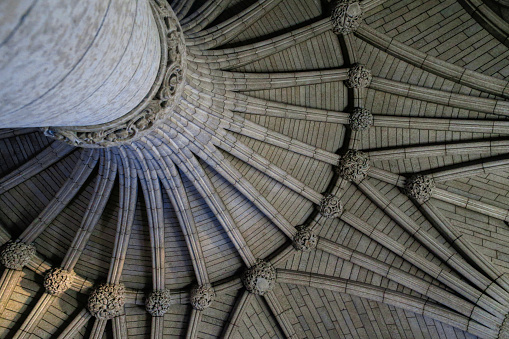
[331, 0, 363, 34]
[190, 284, 215, 310]
[0, 241, 35, 270]
[336, 150, 370, 183]
[146, 289, 172, 317]
[242, 259, 276, 295]
[346, 64, 372, 88]
[42, 0, 186, 148]
[349, 107, 373, 131]
[319, 194, 343, 218]
[88, 283, 126, 320]
[44, 268, 75, 295]
[404, 175, 435, 203]
[292, 227, 317, 252]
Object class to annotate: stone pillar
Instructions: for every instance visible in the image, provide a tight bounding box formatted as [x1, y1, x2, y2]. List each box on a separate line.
[0, 0, 161, 127]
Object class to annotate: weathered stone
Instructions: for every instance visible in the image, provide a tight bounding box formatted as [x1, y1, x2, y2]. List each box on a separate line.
[346, 64, 372, 88]
[146, 289, 172, 317]
[44, 268, 75, 295]
[331, 0, 363, 34]
[349, 107, 373, 131]
[337, 150, 370, 183]
[242, 259, 276, 295]
[319, 194, 343, 218]
[405, 175, 435, 203]
[499, 314, 509, 339]
[0, 241, 36, 270]
[292, 228, 317, 252]
[88, 283, 126, 320]
[190, 284, 215, 310]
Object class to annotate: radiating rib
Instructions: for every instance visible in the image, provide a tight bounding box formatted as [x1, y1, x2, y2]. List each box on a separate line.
[355, 23, 509, 99]
[61, 149, 118, 270]
[127, 146, 165, 290]
[112, 314, 128, 339]
[106, 149, 138, 284]
[19, 149, 99, 243]
[264, 291, 297, 338]
[356, 179, 509, 304]
[367, 166, 405, 186]
[276, 269, 498, 338]
[429, 158, 509, 182]
[367, 140, 509, 160]
[160, 116, 299, 239]
[0, 141, 75, 194]
[372, 115, 509, 134]
[174, 0, 196, 20]
[186, 0, 284, 49]
[461, 0, 509, 48]
[12, 294, 57, 339]
[181, 0, 234, 34]
[370, 77, 509, 116]
[188, 67, 349, 92]
[186, 309, 202, 339]
[0, 270, 23, 315]
[151, 316, 164, 339]
[140, 143, 209, 286]
[187, 18, 332, 69]
[56, 308, 91, 339]
[144, 133, 257, 266]
[89, 319, 108, 339]
[339, 211, 506, 317]
[221, 290, 254, 338]
[0, 128, 39, 140]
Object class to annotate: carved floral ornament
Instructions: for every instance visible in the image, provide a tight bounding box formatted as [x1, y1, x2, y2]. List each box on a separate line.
[42, 0, 186, 148]
[88, 283, 126, 320]
[292, 227, 317, 252]
[146, 289, 172, 317]
[242, 259, 277, 296]
[404, 174, 436, 203]
[346, 64, 372, 88]
[336, 149, 370, 183]
[319, 194, 343, 218]
[44, 268, 76, 295]
[190, 284, 215, 310]
[349, 107, 373, 131]
[0, 241, 36, 270]
[331, 0, 363, 35]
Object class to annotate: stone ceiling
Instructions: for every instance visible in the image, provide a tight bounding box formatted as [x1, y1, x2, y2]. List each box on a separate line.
[1, 0, 509, 338]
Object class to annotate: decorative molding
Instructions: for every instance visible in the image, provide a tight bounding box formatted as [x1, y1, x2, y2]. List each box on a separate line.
[346, 64, 372, 88]
[242, 259, 276, 296]
[42, 0, 186, 148]
[404, 174, 435, 203]
[146, 289, 172, 317]
[0, 241, 36, 270]
[190, 284, 215, 310]
[331, 0, 363, 35]
[44, 268, 76, 295]
[319, 194, 343, 218]
[88, 283, 126, 320]
[499, 314, 509, 339]
[349, 107, 373, 131]
[336, 150, 370, 183]
[292, 227, 317, 252]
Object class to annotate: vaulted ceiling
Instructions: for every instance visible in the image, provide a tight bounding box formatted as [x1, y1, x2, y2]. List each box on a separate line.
[1, 0, 509, 338]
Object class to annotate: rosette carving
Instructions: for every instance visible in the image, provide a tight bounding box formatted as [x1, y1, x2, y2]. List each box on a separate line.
[331, 0, 363, 34]
[336, 150, 370, 183]
[346, 64, 372, 88]
[242, 259, 276, 295]
[292, 227, 317, 252]
[146, 289, 172, 317]
[349, 107, 373, 131]
[0, 241, 35, 270]
[190, 284, 215, 310]
[404, 175, 435, 203]
[44, 268, 75, 295]
[319, 194, 343, 218]
[88, 283, 126, 320]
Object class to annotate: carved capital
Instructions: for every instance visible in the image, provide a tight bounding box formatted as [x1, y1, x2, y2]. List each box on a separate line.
[319, 194, 343, 218]
[190, 284, 215, 310]
[242, 259, 276, 295]
[349, 107, 373, 131]
[0, 241, 36, 270]
[88, 283, 126, 320]
[337, 150, 370, 183]
[331, 0, 363, 34]
[44, 268, 75, 295]
[405, 175, 435, 203]
[146, 289, 172, 317]
[292, 227, 317, 252]
[346, 64, 372, 88]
